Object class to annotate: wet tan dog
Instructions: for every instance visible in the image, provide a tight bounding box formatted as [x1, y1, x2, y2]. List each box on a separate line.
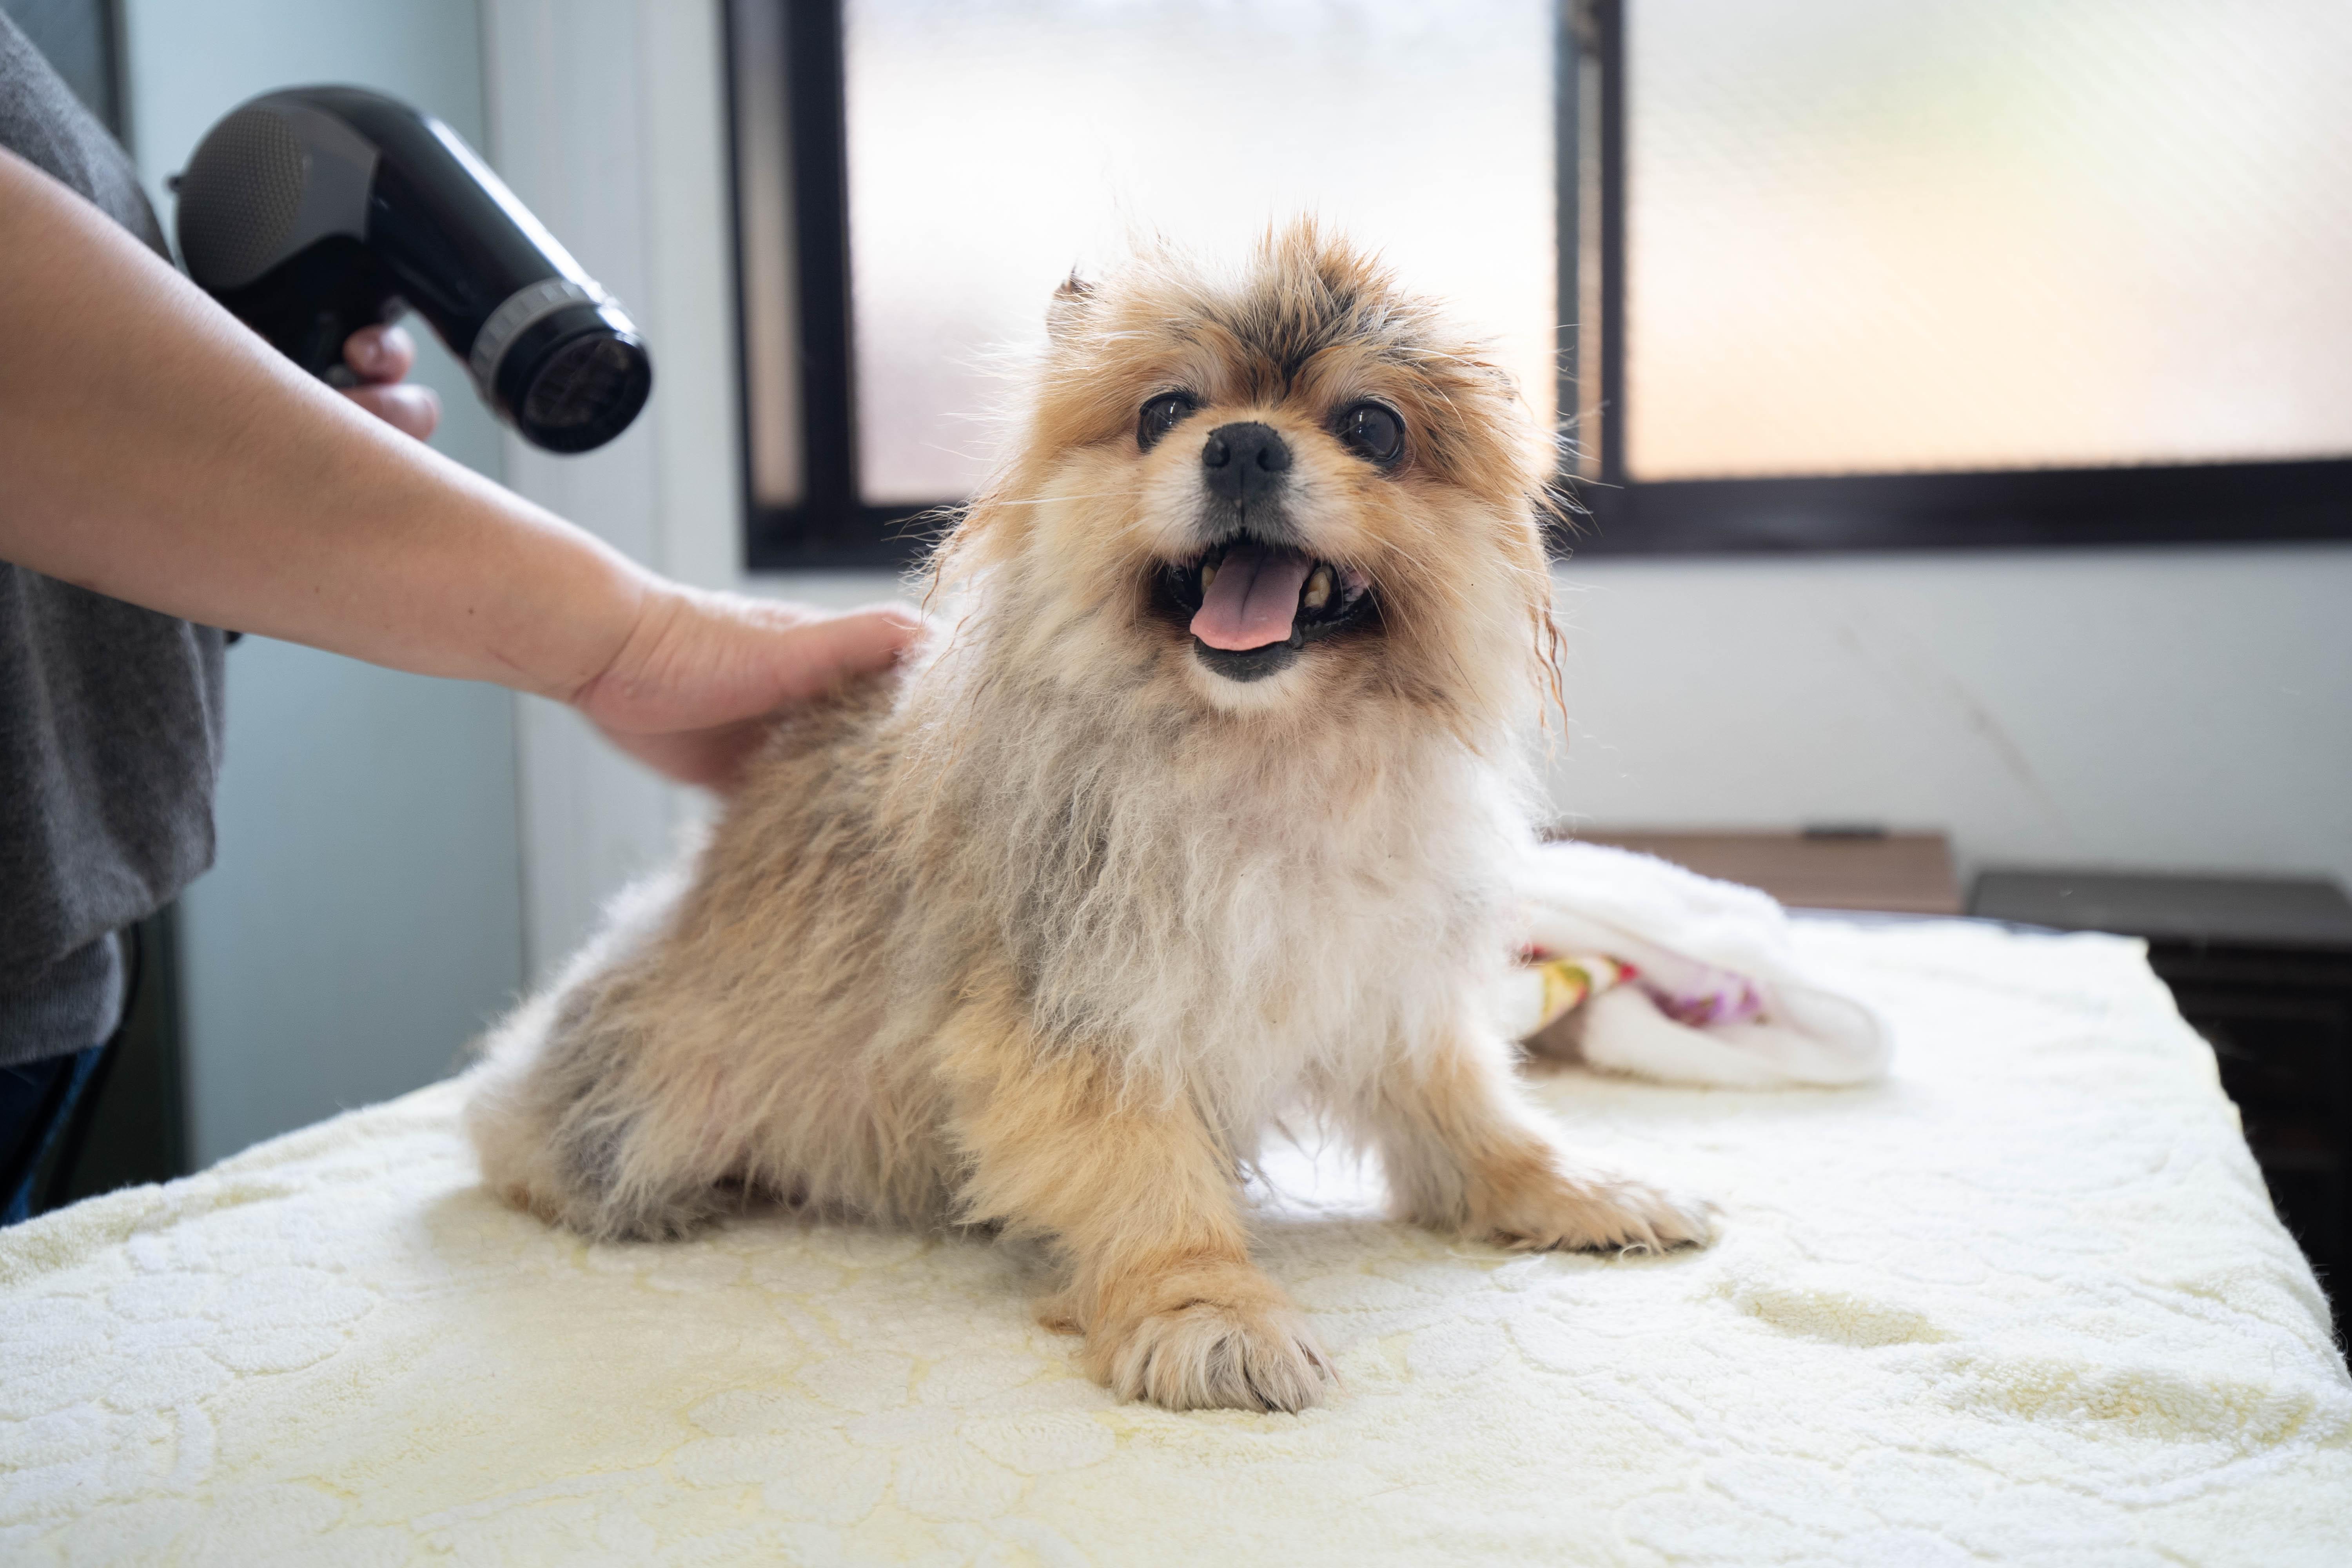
[468, 225, 1711, 1413]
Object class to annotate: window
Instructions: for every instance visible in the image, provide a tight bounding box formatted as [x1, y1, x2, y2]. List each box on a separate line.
[728, 0, 1554, 565]
[729, 0, 2352, 567]
[1575, 0, 2352, 550]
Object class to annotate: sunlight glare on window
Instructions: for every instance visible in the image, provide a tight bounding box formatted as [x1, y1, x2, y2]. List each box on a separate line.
[1628, 0, 2352, 481]
[844, 0, 1555, 504]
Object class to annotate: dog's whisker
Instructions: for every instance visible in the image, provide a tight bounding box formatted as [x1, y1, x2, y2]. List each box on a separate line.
[987, 490, 1131, 508]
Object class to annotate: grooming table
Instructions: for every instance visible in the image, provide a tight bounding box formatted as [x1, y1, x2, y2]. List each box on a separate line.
[3, 922, 2347, 1565]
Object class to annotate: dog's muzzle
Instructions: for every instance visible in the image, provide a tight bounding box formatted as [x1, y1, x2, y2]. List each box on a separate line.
[1164, 534, 1376, 683]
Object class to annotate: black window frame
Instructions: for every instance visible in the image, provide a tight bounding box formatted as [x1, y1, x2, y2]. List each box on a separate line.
[730, 0, 2352, 572]
[728, 0, 936, 570]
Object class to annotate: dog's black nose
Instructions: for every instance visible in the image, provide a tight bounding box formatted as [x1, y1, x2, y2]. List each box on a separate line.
[1200, 422, 1291, 505]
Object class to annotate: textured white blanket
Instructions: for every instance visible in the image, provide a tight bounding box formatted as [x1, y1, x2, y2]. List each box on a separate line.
[3, 922, 2347, 1565]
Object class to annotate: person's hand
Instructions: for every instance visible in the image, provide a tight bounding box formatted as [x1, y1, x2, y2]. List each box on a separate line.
[339, 323, 440, 440]
[568, 586, 924, 792]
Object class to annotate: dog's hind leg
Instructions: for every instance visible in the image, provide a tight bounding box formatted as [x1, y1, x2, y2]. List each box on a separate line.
[468, 975, 733, 1243]
[1349, 1029, 1716, 1254]
[936, 987, 1331, 1414]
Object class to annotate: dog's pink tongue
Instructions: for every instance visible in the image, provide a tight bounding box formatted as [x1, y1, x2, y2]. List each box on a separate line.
[1192, 544, 1312, 650]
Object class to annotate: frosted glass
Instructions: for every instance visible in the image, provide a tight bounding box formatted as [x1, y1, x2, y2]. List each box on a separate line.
[1628, 0, 2352, 481]
[844, 0, 1554, 504]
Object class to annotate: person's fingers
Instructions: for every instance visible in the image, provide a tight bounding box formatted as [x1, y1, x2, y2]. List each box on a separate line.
[341, 326, 436, 437]
[573, 595, 926, 793]
[759, 604, 924, 705]
[343, 322, 417, 384]
[342, 381, 441, 441]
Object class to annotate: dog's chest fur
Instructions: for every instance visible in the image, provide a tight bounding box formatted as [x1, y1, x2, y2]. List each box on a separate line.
[898, 639, 1532, 1131]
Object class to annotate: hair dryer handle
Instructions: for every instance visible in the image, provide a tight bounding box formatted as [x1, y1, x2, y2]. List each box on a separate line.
[216, 236, 405, 383]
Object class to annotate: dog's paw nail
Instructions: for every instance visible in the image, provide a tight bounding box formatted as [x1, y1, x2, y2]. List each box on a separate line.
[1485, 1175, 1718, 1255]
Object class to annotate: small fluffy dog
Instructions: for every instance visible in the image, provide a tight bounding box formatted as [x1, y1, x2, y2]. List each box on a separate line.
[468, 225, 1710, 1413]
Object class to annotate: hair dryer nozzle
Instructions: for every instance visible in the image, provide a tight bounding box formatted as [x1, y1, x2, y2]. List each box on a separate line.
[473, 285, 653, 454]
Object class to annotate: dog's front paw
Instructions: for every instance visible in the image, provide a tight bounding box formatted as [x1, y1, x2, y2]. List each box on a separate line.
[1102, 1298, 1331, 1413]
[1085, 1264, 1332, 1413]
[1480, 1171, 1716, 1255]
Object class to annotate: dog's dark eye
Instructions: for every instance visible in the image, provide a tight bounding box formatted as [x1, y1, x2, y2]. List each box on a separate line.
[1137, 392, 1198, 451]
[1336, 402, 1405, 466]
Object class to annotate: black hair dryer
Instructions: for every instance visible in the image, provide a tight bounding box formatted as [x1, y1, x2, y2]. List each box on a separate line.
[173, 86, 651, 454]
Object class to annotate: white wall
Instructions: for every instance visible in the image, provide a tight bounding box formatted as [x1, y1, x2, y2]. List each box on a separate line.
[1548, 546, 2352, 888]
[122, 0, 526, 1164]
[500, 4, 2352, 980]
[735, 553, 2352, 895]
[482, 0, 753, 977]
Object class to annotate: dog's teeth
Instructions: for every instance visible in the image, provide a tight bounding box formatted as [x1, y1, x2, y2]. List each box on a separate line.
[1302, 564, 1332, 612]
[1200, 562, 1218, 591]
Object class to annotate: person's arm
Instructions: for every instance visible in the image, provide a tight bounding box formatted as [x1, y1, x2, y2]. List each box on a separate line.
[0, 146, 915, 790]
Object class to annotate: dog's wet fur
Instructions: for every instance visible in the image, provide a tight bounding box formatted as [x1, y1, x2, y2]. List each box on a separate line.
[467, 226, 1711, 1413]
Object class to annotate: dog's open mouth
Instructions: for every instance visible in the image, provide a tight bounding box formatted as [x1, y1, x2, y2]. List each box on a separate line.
[1163, 538, 1376, 683]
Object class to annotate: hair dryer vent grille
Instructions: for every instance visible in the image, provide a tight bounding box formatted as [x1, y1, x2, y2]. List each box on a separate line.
[176, 109, 307, 290]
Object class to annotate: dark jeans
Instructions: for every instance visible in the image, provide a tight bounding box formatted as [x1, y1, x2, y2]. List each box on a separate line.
[0, 1045, 106, 1224]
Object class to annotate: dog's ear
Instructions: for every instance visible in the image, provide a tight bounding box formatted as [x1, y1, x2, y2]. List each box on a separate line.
[1047, 271, 1095, 345]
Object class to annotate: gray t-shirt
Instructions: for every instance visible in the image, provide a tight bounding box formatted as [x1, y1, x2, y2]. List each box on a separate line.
[0, 12, 228, 1064]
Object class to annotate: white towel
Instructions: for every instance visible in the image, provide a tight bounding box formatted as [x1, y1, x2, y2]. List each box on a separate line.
[1496, 840, 1894, 1088]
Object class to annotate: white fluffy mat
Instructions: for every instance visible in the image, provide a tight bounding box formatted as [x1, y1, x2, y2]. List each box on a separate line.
[3, 922, 2347, 1566]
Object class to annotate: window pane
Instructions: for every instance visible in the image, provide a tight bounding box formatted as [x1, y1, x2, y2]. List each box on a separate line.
[844, 0, 1554, 504]
[1628, 0, 2352, 481]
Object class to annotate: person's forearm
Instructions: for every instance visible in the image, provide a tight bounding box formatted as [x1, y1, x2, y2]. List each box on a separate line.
[0, 146, 653, 702]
